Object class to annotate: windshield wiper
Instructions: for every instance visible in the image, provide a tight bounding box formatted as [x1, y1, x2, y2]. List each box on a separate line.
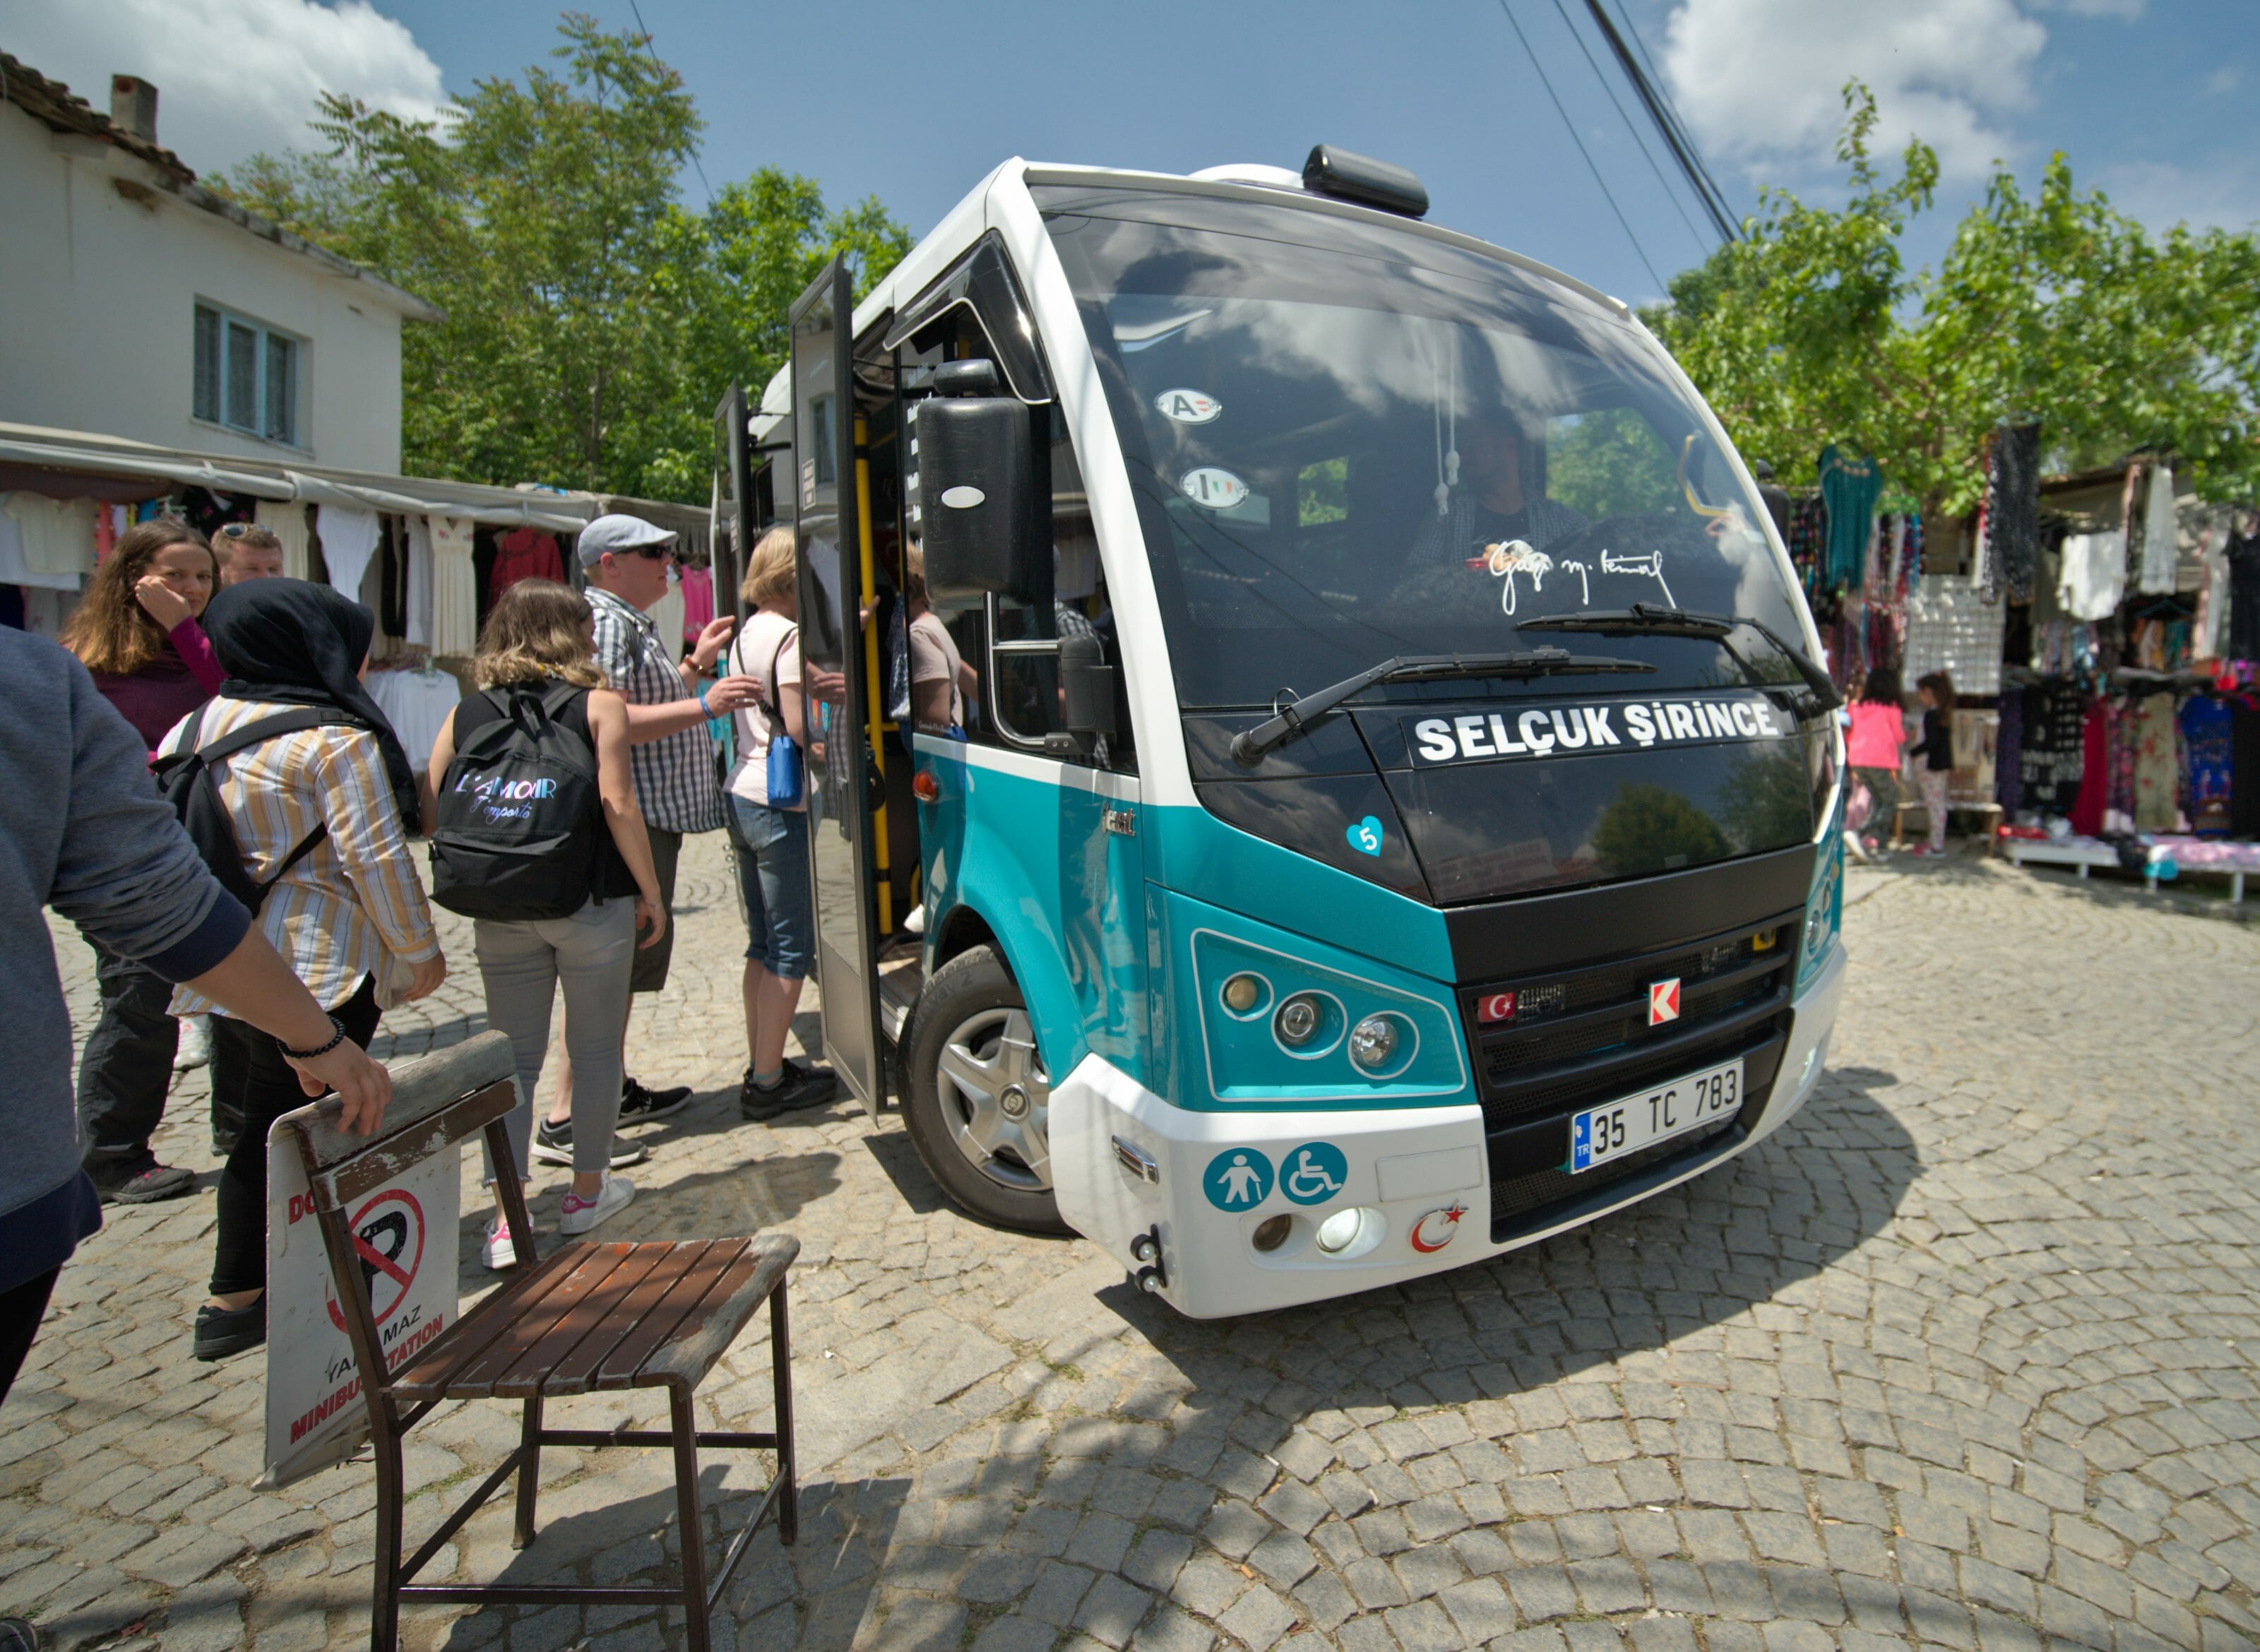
[1514, 602, 1844, 711]
[1230, 649, 1654, 768]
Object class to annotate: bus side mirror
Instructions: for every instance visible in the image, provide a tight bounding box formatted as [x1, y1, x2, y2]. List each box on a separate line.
[1060, 634, 1116, 745]
[917, 362, 1037, 604]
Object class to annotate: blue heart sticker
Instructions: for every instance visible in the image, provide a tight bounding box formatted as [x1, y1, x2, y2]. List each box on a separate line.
[1346, 815, 1384, 856]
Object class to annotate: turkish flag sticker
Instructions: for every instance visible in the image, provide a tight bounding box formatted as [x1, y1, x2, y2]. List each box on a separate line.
[1648, 978, 1682, 1026]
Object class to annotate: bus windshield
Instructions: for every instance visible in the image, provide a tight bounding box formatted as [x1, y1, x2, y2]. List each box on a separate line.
[1043, 194, 1808, 713]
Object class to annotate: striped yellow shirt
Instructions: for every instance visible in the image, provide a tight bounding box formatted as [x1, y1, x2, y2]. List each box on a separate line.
[160, 699, 441, 1018]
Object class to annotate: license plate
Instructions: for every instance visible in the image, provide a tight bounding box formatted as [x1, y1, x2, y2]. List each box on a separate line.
[1569, 1057, 1743, 1174]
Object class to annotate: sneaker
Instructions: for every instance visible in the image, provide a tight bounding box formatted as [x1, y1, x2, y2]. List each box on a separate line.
[193, 1297, 266, 1362]
[618, 1076, 691, 1125]
[740, 1058, 839, 1120]
[530, 1117, 650, 1170]
[173, 1014, 212, 1072]
[92, 1154, 194, 1206]
[482, 1218, 518, 1271]
[0, 1614, 43, 1652]
[559, 1175, 636, 1236]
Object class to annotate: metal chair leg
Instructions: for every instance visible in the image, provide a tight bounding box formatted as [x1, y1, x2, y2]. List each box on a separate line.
[770, 1283, 798, 1546]
[670, 1384, 710, 1652]
[513, 1394, 542, 1549]
[370, 1429, 405, 1652]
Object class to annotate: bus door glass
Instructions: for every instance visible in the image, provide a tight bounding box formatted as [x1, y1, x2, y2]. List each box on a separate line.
[790, 258, 885, 1116]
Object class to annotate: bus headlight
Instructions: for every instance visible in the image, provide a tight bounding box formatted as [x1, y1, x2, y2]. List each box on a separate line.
[1798, 832, 1843, 990]
[1275, 994, 1321, 1045]
[1313, 1206, 1386, 1259]
[1348, 1015, 1398, 1069]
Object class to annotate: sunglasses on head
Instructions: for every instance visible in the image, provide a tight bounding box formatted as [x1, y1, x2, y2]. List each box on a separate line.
[218, 522, 253, 537]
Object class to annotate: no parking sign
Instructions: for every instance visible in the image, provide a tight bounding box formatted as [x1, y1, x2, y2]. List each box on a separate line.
[258, 1123, 460, 1489]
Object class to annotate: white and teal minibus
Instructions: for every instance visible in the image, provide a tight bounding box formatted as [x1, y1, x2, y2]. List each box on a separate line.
[730, 146, 1846, 1319]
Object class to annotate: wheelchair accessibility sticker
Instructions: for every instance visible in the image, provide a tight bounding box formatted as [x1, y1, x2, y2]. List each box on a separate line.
[1203, 1148, 1273, 1211]
[1280, 1141, 1349, 1206]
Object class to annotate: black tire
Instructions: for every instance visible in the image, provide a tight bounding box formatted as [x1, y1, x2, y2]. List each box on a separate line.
[902, 946, 1071, 1235]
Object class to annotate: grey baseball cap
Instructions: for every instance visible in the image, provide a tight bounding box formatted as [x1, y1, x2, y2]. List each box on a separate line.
[576, 513, 678, 568]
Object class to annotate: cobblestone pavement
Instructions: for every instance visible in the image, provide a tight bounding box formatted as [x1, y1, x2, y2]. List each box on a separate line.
[6, 834, 2260, 1652]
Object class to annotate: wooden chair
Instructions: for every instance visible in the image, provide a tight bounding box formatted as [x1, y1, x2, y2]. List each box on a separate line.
[278, 1031, 797, 1652]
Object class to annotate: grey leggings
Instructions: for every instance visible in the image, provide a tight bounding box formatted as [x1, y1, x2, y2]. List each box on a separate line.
[472, 899, 635, 1177]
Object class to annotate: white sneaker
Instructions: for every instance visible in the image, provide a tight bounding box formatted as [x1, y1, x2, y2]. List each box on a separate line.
[483, 1218, 517, 1271]
[558, 1175, 636, 1236]
[174, 1014, 212, 1071]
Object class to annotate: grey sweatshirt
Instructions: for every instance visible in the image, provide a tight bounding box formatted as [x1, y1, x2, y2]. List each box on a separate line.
[1, 628, 249, 1235]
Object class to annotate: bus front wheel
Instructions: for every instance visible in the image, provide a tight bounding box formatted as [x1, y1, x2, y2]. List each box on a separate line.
[903, 946, 1073, 1235]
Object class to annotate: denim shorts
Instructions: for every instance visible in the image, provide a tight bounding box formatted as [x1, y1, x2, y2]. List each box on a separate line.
[728, 795, 813, 980]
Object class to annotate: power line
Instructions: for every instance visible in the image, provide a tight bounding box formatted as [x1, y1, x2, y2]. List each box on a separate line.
[1492, 0, 1667, 293]
[1581, 0, 1739, 242]
[1543, 0, 1709, 257]
[625, 0, 713, 202]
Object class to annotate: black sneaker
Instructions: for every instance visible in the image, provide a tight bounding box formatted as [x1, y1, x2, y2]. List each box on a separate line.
[531, 1117, 650, 1169]
[619, 1076, 692, 1125]
[193, 1298, 266, 1362]
[740, 1059, 838, 1120]
[92, 1154, 195, 1206]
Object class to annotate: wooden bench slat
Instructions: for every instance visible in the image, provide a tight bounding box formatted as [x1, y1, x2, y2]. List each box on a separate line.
[591, 1240, 752, 1390]
[491, 1243, 688, 1399]
[438, 1245, 641, 1400]
[316, 1082, 518, 1210]
[630, 1236, 799, 1391]
[388, 1242, 593, 1400]
[535, 1242, 717, 1397]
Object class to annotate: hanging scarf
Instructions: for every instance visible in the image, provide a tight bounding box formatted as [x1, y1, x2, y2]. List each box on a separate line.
[199, 578, 420, 825]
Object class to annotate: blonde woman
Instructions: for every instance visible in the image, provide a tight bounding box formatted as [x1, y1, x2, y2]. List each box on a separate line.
[423, 580, 666, 1266]
[721, 526, 835, 1119]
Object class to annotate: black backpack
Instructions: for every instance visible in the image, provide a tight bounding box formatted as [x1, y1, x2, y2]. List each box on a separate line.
[153, 706, 335, 916]
[429, 684, 605, 922]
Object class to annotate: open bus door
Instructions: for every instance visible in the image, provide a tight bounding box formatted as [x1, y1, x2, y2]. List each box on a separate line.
[789, 259, 886, 1118]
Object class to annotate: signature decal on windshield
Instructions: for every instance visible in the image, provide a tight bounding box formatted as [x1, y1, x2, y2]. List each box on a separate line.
[1477, 540, 1551, 614]
[1410, 693, 1792, 763]
[1600, 548, 1676, 607]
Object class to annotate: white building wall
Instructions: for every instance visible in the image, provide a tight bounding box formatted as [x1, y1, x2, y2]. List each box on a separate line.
[0, 100, 415, 473]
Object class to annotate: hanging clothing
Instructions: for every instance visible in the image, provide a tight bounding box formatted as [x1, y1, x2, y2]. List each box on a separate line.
[405, 515, 434, 649]
[4, 495, 98, 583]
[1994, 688, 2023, 812]
[2138, 462, 2179, 595]
[2129, 694, 2179, 832]
[681, 565, 715, 642]
[2232, 701, 2260, 838]
[2069, 702, 2109, 836]
[2021, 682, 2086, 816]
[178, 488, 255, 541]
[254, 499, 311, 582]
[648, 567, 686, 665]
[364, 667, 463, 773]
[2227, 525, 2260, 662]
[376, 516, 410, 639]
[317, 504, 383, 603]
[487, 528, 564, 602]
[427, 515, 478, 655]
[2193, 512, 2232, 660]
[2058, 530, 2127, 622]
[1982, 420, 2041, 605]
[2180, 695, 2234, 835]
[0, 497, 84, 592]
[1816, 447, 1881, 592]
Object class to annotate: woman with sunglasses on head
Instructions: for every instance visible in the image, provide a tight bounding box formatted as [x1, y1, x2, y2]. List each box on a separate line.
[58, 518, 225, 1205]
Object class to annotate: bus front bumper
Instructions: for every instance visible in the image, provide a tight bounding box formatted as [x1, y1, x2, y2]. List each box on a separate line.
[1051, 939, 1845, 1319]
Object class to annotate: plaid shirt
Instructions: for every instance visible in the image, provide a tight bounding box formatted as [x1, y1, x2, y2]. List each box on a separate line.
[160, 700, 441, 1017]
[587, 585, 723, 833]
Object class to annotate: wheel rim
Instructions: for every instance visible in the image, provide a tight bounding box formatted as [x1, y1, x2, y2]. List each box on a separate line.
[934, 1006, 1052, 1192]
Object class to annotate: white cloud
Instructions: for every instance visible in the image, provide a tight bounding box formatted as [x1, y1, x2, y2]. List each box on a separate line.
[2, 0, 444, 174]
[1660, 0, 2048, 181]
[2093, 160, 2260, 234]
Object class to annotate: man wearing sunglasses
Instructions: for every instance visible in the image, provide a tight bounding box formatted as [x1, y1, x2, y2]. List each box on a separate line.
[550, 514, 761, 1143]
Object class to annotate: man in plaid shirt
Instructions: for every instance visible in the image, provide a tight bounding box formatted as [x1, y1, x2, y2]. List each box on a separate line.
[543, 515, 762, 1148]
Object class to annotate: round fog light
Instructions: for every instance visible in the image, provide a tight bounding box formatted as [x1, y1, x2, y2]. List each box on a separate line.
[1251, 1213, 1292, 1252]
[1313, 1206, 1386, 1259]
[1348, 1014, 1398, 1070]
[1223, 973, 1263, 1014]
[1275, 994, 1320, 1045]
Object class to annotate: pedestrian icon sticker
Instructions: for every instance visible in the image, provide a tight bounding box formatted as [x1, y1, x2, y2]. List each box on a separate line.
[1281, 1141, 1349, 1206]
[1203, 1148, 1273, 1211]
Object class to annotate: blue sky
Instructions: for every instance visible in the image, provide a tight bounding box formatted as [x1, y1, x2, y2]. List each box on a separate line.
[11, 0, 2256, 309]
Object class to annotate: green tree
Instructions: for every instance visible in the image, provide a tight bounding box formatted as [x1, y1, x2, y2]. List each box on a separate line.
[1646, 84, 2260, 517]
[1591, 783, 1729, 876]
[213, 16, 910, 501]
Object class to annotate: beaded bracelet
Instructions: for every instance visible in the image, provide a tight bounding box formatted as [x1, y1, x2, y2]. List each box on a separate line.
[280, 1014, 348, 1061]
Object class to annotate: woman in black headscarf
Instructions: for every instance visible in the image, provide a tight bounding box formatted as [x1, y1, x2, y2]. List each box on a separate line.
[156, 579, 447, 1362]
